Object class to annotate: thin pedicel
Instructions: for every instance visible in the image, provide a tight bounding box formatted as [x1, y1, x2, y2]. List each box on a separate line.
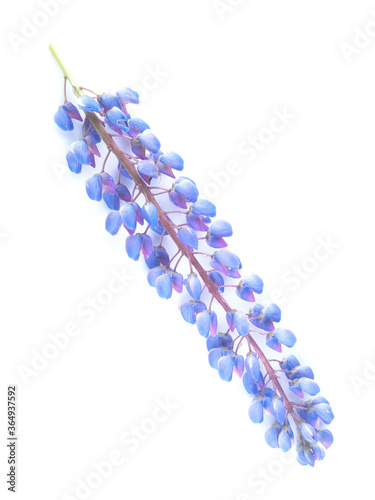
[50, 44, 334, 466]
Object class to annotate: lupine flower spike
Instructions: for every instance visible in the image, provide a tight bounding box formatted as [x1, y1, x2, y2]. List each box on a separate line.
[50, 44, 334, 466]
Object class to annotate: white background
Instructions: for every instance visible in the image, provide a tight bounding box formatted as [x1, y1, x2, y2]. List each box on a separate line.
[1, 1, 374, 499]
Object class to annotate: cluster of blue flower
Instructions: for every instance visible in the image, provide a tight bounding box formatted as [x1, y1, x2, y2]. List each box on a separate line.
[54, 79, 334, 466]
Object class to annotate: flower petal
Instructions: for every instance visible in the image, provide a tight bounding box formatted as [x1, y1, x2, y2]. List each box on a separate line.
[86, 174, 103, 201]
[156, 273, 173, 299]
[54, 106, 73, 131]
[210, 220, 233, 237]
[218, 355, 234, 382]
[73, 139, 90, 165]
[78, 95, 103, 113]
[120, 203, 136, 230]
[116, 87, 140, 105]
[66, 151, 82, 174]
[100, 172, 116, 194]
[178, 227, 198, 249]
[138, 130, 161, 154]
[126, 234, 142, 261]
[233, 311, 250, 336]
[248, 399, 264, 424]
[105, 211, 122, 235]
[192, 199, 216, 217]
[274, 329, 297, 348]
[159, 151, 184, 171]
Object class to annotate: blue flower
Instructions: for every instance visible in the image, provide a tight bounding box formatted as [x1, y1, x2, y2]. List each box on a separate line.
[141, 202, 159, 228]
[126, 234, 142, 261]
[186, 211, 210, 232]
[248, 398, 264, 424]
[106, 107, 129, 132]
[100, 172, 116, 195]
[236, 274, 263, 302]
[98, 93, 121, 110]
[218, 355, 234, 382]
[66, 151, 82, 174]
[138, 159, 159, 180]
[243, 372, 258, 395]
[180, 300, 207, 324]
[86, 174, 103, 201]
[210, 220, 232, 237]
[157, 152, 184, 177]
[116, 184, 132, 202]
[192, 199, 216, 217]
[300, 423, 318, 445]
[245, 354, 260, 381]
[234, 355, 245, 377]
[317, 429, 333, 449]
[206, 231, 228, 249]
[140, 234, 153, 259]
[127, 117, 150, 138]
[116, 87, 140, 105]
[280, 355, 300, 372]
[131, 138, 146, 160]
[278, 427, 292, 452]
[208, 348, 225, 369]
[105, 211, 122, 235]
[125, 233, 153, 261]
[233, 311, 250, 336]
[73, 139, 91, 165]
[184, 273, 202, 301]
[54, 105, 73, 131]
[208, 271, 224, 292]
[120, 203, 137, 231]
[290, 378, 320, 397]
[174, 177, 199, 203]
[196, 310, 217, 337]
[156, 273, 173, 299]
[52, 70, 334, 466]
[265, 425, 281, 448]
[178, 226, 198, 250]
[207, 333, 232, 351]
[273, 328, 297, 348]
[64, 102, 82, 122]
[289, 365, 314, 380]
[138, 130, 161, 154]
[272, 397, 286, 424]
[103, 190, 120, 210]
[210, 250, 242, 278]
[313, 403, 335, 425]
[146, 245, 170, 269]
[250, 303, 281, 332]
[78, 95, 103, 113]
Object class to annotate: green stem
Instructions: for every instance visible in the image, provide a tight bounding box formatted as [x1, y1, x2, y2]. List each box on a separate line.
[49, 43, 83, 97]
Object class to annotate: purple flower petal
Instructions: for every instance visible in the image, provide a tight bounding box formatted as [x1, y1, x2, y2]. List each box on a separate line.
[100, 172, 116, 195]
